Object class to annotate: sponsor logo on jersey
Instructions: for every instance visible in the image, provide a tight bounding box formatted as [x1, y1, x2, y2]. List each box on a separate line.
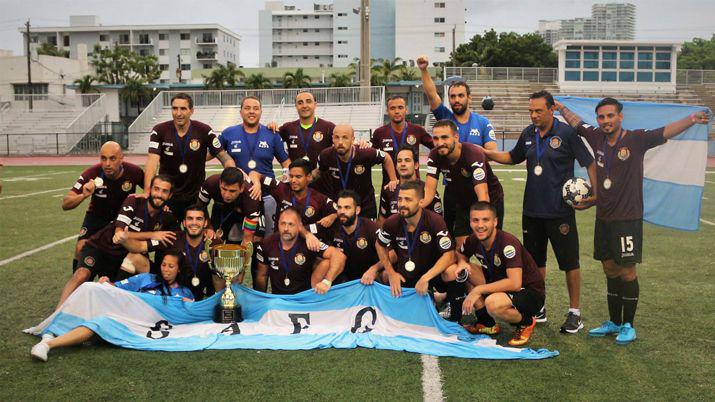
[473, 168, 486, 181]
[503, 245, 516, 259]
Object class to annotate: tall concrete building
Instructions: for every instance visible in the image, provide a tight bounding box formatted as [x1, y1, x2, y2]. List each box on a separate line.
[537, 3, 635, 46]
[259, 1, 465, 68]
[22, 15, 241, 83]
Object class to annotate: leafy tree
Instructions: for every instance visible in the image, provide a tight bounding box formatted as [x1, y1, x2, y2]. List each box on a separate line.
[244, 73, 272, 89]
[73, 75, 97, 93]
[203, 62, 244, 89]
[36, 42, 69, 58]
[395, 65, 418, 81]
[679, 35, 715, 70]
[451, 29, 557, 67]
[282, 68, 312, 88]
[329, 72, 352, 87]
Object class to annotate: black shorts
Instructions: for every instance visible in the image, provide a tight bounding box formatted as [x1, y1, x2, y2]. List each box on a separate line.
[507, 288, 545, 319]
[76, 243, 126, 280]
[522, 214, 580, 271]
[594, 218, 643, 265]
[453, 199, 504, 237]
[78, 213, 111, 241]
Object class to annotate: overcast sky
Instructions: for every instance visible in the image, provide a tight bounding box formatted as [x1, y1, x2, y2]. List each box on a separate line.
[1, 0, 713, 67]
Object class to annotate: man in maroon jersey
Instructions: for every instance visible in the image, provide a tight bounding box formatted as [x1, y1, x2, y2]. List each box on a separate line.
[375, 181, 458, 298]
[61, 141, 144, 272]
[316, 124, 398, 219]
[55, 175, 179, 309]
[144, 92, 235, 220]
[556, 97, 710, 344]
[456, 202, 545, 346]
[378, 146, 442, 226]
[255, 207, 345, 295]
[260, 158, 337, 240]
[277, 91, 336, 169]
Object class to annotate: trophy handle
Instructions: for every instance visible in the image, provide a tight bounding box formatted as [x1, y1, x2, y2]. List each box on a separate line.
[242, 241, 253, 273]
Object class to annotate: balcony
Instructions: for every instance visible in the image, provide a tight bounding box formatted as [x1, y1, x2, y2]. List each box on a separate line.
[196, 36, 217, 45]
[196, 51, 217, 61]
[117, 39, 154, 47]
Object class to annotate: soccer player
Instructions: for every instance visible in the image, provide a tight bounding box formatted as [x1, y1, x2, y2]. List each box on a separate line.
[456, 202, 545, 346]
[54, 175, 179, 309]
[198, 167, 262, 244]
[144, 93, 234, 220]
[376, 181, 457, 298]
[378, 146, 442, 226]
[255, 207, 345, 295]
[277, 91, 336, 169]
[555, 97, 709, 344]
[62, 141, 144, 272]
[327, 190, 382, 283]
[483, 91, 597, 333]
[316, 124, 398, 219]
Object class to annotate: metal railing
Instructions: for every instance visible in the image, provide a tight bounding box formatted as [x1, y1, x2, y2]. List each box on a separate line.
[676, 70, 715, 85]
[63, 94, 107, 153]
[444, 67, 558, 83]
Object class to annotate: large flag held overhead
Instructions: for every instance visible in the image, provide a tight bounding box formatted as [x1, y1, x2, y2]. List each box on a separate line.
[25, 281, 558, 360]
[557, 96, 711, 231]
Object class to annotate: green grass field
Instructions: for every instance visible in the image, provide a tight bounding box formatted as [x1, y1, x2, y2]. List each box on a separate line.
[0, 165, 713, 401]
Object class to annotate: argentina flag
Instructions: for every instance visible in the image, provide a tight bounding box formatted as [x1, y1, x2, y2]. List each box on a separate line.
[25, 281, 558, 360]
[557, 96, 711, 231]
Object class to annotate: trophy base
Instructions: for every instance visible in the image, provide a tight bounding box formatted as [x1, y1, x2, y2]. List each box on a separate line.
[214, 305, 243, 323]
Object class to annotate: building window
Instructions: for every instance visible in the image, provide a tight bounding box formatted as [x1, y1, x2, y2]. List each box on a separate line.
[47, 36, 57, 45]
[602, 52, 617, 69]
[338, 12, 347, 16]
[303, 15, 308, 19]
[119, 34, 130, 44]
[180, 33, 190, 40]
[159, 49, 167, 55]
[338, 26, 348, 30]
[303, 42, 308, 46]
[637, 72, 653, 82]
[63, 36, 70, 46]
[99, 34, 109, 42]
[638, 52, 653, 69]
[434, 17, 445, 23]
[181, 64, 191, 70]
[303, 29, 309, 32]
[338, 40, 347, 44]
[338, 54, 348, 58]
[583, 51, 598, 69]
[314, 15, 319, 19]
[619, 52, 634, 69]
[619, 71, 634, 82]
[655, 72, 671, 82]
[434, 32, 445, 38]
[565, 71, 580, 81]
[583, 71, 599, 81]
[435, 2, 446, 8]
[14, 83, 49, 100]
[203, 63, 213, 69]
[159, 33, 167, 40]
[315, 29, 320, 32]
[565, 51, 580, 68]
[138, 33, 150, 44]
[314, 42, 319, 46]
[435, 47, 445, 53]
[314, 56, 319, 59]
[602, 71, 617, 81]
[138, 49, 149, 56]
[180, 48, 189, 55]
[159, 64, 169, 71]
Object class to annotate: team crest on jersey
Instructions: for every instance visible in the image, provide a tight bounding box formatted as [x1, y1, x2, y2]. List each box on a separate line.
[473, 168, 486, 181]
[78, 226, 87, 237]
[122, 180, 132, 192]
[550, 136, 562, 149]
[154, 223, 161, 231]
[356, 237, 368, 249]
[313, 131, 324, 142]
[305, 206, 315, 218]
[461, 168, 469, 177]
[419, 231, 432, 244]
[83, 256, 95, 267]
[617, 147, 631, 161]
[295, 253, 306, 265]
[559, 223, 570, 235]
[503, 245, 516, 259]
[406, 135, 417, 145]
[438, 236, 452, 250]
[494, 255, 502, 266]
[199, 251, 209, 262]
[354, 165, 365, 175]
[189, 139, 201, 151]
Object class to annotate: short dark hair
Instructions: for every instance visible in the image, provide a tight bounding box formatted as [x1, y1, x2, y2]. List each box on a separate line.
[529, 90, 554, 108]
[150, 174, 173, 191]
[386, 95, 407, 105]
[296, 90, 315, 102]
[448, 81, 471, 96]
[171, 93, 193, 109]
[337, 189, 361, 206]
[184, 203, 208, 219]
[240, 95, 261, 108]
[470, 201, 496, 216]
[432, 119, 458, 135]
[399, 180, 425, 199]
[396, 145, 417, 161]
[595, 97, 623, 114]
[219, 167, 244, 186]
[289, 158, 312, 175]
[278, 206, 302, 221]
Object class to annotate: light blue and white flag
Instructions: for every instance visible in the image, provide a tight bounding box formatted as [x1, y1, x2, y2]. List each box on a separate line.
[557, 96, 711, 231]
[25, 282, 558, 360]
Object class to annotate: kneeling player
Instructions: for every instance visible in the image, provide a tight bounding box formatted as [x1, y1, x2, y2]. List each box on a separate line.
[456, 202, 545, 346]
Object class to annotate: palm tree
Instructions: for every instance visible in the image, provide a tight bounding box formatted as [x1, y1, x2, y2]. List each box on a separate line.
[374, 57, 404, 85]
[329, 72, 352, 87]
[73, 75, 97, 93]
[244, 73, 272, 89]
[224, 62, 244, 87]
[282, 68, 312, 88]
[37, 42, 69, 58]
[203, 62, 245, 89]
[394, 65, 418, 81]
[121, 78, 151, 115]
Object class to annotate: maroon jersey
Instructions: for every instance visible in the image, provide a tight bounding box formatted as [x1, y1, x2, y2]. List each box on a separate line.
[70, 162, 144, 220]
[148, 120, 223, 201]
[326, 217, 379, 281]
[317, 147, 386, 209]
[371, 122, 434, 183]
[426, 143, 504, 205]
[279, 117, 335, 169]
[460, 230, 545, 296]
[255, 233, 329, 295]
[152, 231, 214, 301]
[576, 122, 666, 221]
[376, 209, 454, 286]
[262, 177, 336, 237]
[379, 179, 443, 219]
[198, 174, 262, 230]
[87, 195, 179, 257]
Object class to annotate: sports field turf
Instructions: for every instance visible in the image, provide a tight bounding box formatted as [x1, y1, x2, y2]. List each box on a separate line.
[0, 165, 713, 400]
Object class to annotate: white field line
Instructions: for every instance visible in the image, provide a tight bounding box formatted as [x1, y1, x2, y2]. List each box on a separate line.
[700, 218, 715, 226]
[0, 188, 66, 200]
[0, 235, 78, 267]
[421, 354, 445, 402]
[1, 170, 74, 180]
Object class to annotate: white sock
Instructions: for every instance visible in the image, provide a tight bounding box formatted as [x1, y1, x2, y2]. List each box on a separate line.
[568, 308, 581, 316]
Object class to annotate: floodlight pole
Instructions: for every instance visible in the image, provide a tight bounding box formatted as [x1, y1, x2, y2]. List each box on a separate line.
[25, 20, 33, 111]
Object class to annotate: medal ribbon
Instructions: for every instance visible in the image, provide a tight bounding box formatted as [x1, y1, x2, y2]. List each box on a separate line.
[477, 240, 497, 282]
[534, 128, 546, 166]
[291, 189, 312, 217]
[335, 148, 354, 189]
[602, 129, 625, 179]
[143, 199, 163, 232]
[402, 213, 424, 265]
[173, 124, 192, 166]
[278, 238, 299, 278]
[299, 118, 316, 155]
[241, 125, 260, 166]
[184, 238, 204, 278]
[389, 124, 407, 150]
[340, 216, 362, 248]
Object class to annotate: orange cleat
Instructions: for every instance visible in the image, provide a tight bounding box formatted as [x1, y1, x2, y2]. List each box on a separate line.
[508, 317, 536, 346]
[463, 323, 501, 335]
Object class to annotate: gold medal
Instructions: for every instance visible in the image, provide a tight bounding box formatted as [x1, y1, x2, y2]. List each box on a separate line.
[247, 160, 257, 169]
[93, 177, 104, 187]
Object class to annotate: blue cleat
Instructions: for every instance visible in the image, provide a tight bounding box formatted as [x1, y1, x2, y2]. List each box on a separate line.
[588, 320, 621, 337]
[615, 323, 637, 345]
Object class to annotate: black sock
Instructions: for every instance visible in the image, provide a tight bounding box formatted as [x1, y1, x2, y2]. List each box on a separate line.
[475, 307, 496, 327]
[606, 276, 623, 325]
[519, 313, 533, 327]
[445, 281, 465, 322]
[72, 259, 78, 272]
[621, 278, 639, 326]
[114, 269, 132, 281]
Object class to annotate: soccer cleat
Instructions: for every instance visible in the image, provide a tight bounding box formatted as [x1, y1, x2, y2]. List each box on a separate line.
[560, 312, 584, 334]
[535, 307, 547, 323]
[463, 323, 501, 335]
[588, 320, 621, 337]
[31, 342, 50, 362]
[438, 303, 451, 319]
[508, 317, 537, 346]
[615, 323, 637, 345]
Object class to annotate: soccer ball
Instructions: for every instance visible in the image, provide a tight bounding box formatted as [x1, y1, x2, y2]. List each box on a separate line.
[562, 177, 592, 206]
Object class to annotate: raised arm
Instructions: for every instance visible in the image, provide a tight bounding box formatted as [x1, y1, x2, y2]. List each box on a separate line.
[61, 181, 95, 211]
[663, 111, 710, 140]
[554, 100, 583, 128]
[417, 55, 442, 111]
[143, 153, 160, 193]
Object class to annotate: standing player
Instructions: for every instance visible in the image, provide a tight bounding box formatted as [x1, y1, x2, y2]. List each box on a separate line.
[62, 141, 144, 272]
[378, 146, 442, 226]
[277, 91, 336, 169]
[145, 93, 235, 220]
[316, 124, 398, 219]
[556, 97, 709, 344]
[457, 202, 545, 346]
[483, 91, 597, 333]
[255, 207, 345, 295]
[376, 181, 458, 298]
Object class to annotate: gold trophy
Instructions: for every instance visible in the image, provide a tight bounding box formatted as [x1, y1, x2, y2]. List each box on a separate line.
[205, 239, 253, 323]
